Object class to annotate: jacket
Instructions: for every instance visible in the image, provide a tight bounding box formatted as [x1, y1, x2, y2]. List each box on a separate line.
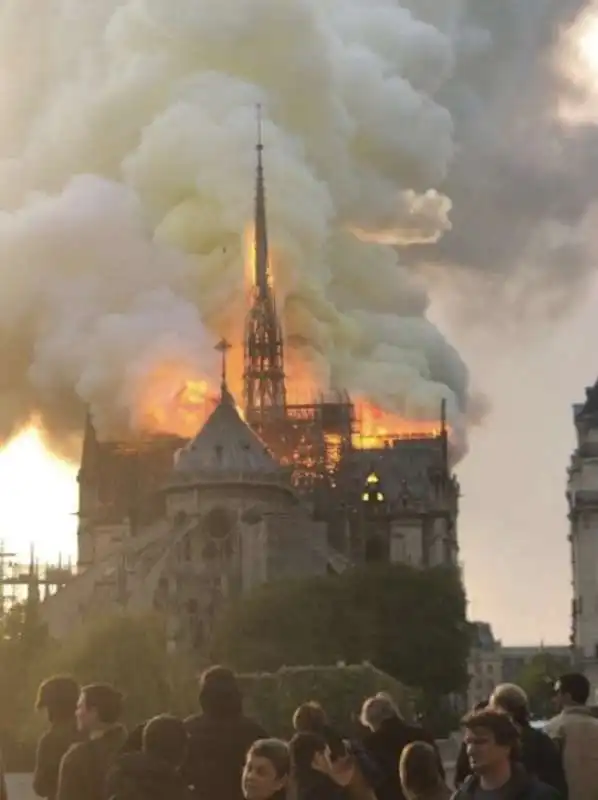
[106, 751, 193, 800]
[33, 720, 81, 799]
[363, 717, 443, 800]
[57, 724, 128, 800]
[183, 712, 266, 800]
[545, 707, 598, 800]
[452, 764, 561, 800]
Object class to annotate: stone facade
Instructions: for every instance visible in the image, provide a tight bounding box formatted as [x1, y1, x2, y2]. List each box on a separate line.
[568, 379, 598, 697]
[41, 386, 330, 648]
[467, 621, 503, 709]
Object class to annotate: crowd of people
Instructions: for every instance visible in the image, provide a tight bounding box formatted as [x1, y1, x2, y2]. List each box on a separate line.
[17, 666, 598, 800]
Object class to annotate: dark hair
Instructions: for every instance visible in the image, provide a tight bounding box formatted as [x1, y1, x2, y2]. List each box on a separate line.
[122, 722, 145, 754]
[248, 739, 291, 779]
[81, 684, 123, 724]
[198, 666, 242, 717]
[462, 709, 519, 748]
[399, 742, 445, 799]
[293, 702, 328, 733]
[556, 673, 590, 705]
[289, 732, 327, 778]
[35, 676, 79, 722]
[474, 699, 488, 711]
[143, 715, 188, 766]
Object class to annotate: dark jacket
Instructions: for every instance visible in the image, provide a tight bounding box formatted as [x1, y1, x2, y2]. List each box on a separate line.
[452, 764, 562, 800]
[106, 751, 193, 800]
[0, 749, 7, 800]
[295, 769, 347, 800]
[183, 712, 266, 800]
[57, 724, 128, 800]
[363, 717, 444, 800]
[455, 725, 567, 796]
[33, 720, 81, 799]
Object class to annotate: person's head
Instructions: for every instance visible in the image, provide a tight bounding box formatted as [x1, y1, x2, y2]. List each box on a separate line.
[198, 665, 242, 717]
[293, 702, 328, 734]
[489, 684, 529, 726]
[462, 709, 519, 776]
[122, 722, 145, 754]
[242, 739, 290, 800]
[76, 684, 123, 733]
[35, 676, 79, 724]
[553, 673, 590, 710]
[360, 694, 400, 732]
[289, 731, 329, 778]
[143, 715, 188, 767]
[399, 742, 444, 800]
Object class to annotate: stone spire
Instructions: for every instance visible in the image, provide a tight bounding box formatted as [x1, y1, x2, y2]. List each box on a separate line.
[254, 104, 270, 301]
[243, 105, 287, 420]
[215, 337, 233, 404]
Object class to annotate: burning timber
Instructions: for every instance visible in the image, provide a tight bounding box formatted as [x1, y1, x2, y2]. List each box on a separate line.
[76, 110, 459, 579]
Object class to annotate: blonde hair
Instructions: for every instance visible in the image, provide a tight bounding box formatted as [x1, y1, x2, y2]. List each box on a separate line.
[489, 684, 529, 725]
[360, 693, 400, 730]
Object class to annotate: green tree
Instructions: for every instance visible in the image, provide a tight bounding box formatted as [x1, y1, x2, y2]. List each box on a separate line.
[517, 652, 569, 718]
[23, 612, 196, 729]
[212, 564, 469, 696]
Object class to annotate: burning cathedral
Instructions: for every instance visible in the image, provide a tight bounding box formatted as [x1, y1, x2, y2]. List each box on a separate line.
[40, 127, 460, 648]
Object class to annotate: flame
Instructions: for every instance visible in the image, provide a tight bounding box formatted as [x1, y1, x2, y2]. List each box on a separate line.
[355, 401, 444, 449]
[135, 362, 214, 438]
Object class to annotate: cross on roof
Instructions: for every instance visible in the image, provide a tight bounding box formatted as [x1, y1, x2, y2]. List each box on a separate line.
[215, 337, 232, 393]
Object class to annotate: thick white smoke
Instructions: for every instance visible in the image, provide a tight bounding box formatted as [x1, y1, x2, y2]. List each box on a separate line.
[4, 0, 587, 453]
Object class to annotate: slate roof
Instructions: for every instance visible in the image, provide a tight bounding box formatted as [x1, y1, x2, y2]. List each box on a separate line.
[173, 386, 281, 475]
[338, 438, 446, 503]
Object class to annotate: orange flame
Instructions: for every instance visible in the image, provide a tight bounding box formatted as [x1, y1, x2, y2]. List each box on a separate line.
[355, 402, 444, 449]
[136, 362, 214, 438]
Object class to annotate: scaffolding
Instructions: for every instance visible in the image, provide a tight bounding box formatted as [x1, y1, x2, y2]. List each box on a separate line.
[0, 543, 76, 617]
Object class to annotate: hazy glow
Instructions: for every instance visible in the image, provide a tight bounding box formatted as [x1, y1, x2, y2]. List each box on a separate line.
[558, 6, 598, 122]
[577, 10, 598, 78]
[0, 427, 77, 561]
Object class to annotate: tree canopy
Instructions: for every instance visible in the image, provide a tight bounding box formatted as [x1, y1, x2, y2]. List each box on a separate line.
[212, 563, 470, 695]
[517, 652, 570, 718]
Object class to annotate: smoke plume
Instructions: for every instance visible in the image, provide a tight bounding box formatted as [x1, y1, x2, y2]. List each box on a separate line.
[0, 0, 594, 453]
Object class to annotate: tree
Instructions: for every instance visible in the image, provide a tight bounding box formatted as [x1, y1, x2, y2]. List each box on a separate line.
[517, 652, 569, 718]
[212, 564, 469, 696]
[24, 612, 196, 726]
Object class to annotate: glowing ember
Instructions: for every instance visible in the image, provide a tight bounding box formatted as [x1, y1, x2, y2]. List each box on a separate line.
[356, 402, 444, 448]
[136, 363, 213, 438]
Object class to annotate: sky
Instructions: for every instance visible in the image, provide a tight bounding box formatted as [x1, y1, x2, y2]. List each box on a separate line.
[0, 277, 593, 644]
[440, 279, 598, 646]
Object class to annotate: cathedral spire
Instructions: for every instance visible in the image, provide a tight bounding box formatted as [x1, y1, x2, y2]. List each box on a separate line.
[215, 337, 233, 405]
[243, 104, 287, 421]
[254, 104, 270, 301]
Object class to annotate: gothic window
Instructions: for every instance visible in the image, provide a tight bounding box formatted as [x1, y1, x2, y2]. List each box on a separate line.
[186, 598, 198, 615]
[204, 507, 234, 541]
[182, 534, 192, 562]
[174, 510, 188, 527]
[365, 534, 388, 563]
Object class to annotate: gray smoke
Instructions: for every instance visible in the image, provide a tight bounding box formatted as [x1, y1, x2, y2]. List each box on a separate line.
[415, 0, 598, 322]
[0, 0, 595, 458]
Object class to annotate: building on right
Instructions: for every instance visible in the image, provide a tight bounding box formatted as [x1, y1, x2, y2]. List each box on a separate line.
[568, 378, 598, 698]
